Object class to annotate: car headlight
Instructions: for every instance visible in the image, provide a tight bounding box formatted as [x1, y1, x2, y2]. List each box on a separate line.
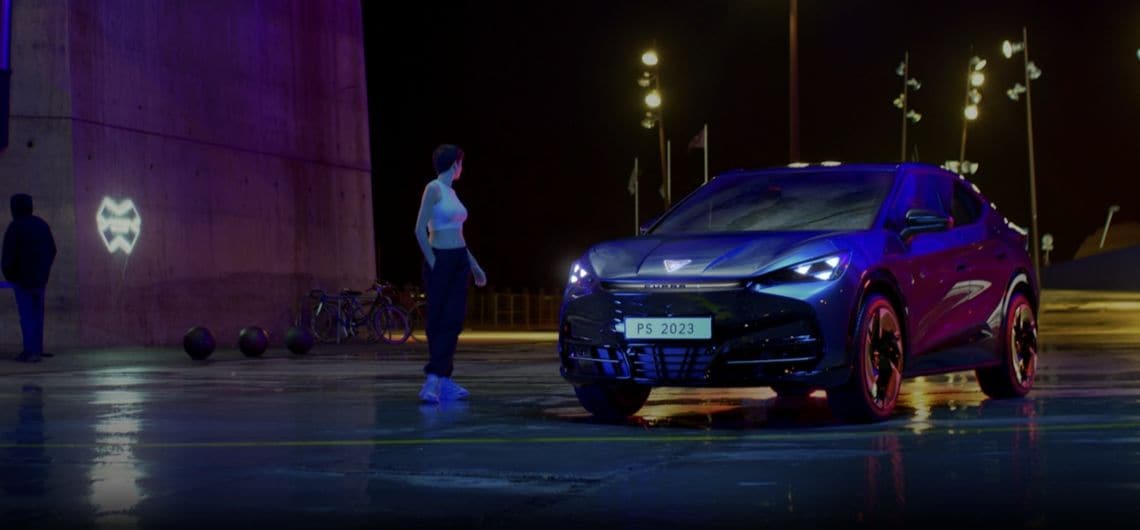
[565, 258, 599, 297]
[756, 251, 851, 286]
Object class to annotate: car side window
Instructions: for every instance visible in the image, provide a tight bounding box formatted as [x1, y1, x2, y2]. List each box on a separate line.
[887, 172, 950, 231]
[951, 182, 982, 226]
[914, 176, 948, 214]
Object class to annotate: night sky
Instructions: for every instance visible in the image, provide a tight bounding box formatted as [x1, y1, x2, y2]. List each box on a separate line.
[362, 0, 1140, 291]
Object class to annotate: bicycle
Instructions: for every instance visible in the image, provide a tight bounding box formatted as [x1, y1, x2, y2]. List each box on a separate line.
[368, 281, 414, 344]
[309, 283, 411, 344]
[397, 284, 428, 342]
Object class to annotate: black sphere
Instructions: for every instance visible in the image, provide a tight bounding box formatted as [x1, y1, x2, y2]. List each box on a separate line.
[285, 325, 314, 355]
[183, 326, 216, 360]
[238, 326, 269, 358]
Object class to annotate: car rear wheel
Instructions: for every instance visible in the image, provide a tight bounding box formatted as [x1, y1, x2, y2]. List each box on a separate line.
[976, 292, 1037, 398]
[827, 294, 905, 423]
[573, 382, 651, 420]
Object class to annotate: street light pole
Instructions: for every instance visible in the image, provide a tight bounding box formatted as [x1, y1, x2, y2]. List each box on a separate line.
[1021, 27, 1041, 283]
[789, 0, 800, 163]
[653, 47, 668, 207]
[1003, 30, 1043, 281]
[959, 56, 984, 169]
[632, 157, 640, 235]
[659, 109, 669, 207]
[894, 53, 921, 162]
[639, 46, 669, 207]
[900, 52, 909, 161]
[958, 60, 970, 168]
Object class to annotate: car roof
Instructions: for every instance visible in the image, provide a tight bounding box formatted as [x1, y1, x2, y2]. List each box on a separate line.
[716, 162, 954, 177]
[711, 161, 993, 216]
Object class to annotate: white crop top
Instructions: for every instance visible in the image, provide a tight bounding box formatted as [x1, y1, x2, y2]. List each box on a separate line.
[428, 181, 467, 232]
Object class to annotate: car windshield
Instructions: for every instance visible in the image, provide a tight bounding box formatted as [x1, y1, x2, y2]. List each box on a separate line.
[651, 169, 895, 234]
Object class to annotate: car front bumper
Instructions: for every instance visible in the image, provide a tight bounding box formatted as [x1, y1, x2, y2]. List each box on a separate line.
[558, 278, 859, 388]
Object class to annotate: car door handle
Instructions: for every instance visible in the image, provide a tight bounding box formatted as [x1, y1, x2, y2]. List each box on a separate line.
[956, 262, 969, 272]
[995, 251, 1008, 260]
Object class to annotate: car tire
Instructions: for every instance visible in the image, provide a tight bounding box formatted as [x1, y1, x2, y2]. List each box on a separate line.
[976, 292, 1037, 398]
[827, 293, 905, 423]
[573, 382, 651, 420]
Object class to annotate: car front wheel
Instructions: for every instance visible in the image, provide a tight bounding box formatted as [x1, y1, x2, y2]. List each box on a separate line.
[976, 292, 1037, 398]
[827, 294, 905, 423]
[573, 382, 651, 420]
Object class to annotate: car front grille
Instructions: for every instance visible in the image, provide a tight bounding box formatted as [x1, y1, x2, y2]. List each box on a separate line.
[625, 345, 718, 383]
[563, 333, 823, 384]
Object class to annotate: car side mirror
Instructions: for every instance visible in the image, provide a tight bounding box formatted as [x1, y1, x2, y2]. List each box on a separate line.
[901, 208, 951, 239]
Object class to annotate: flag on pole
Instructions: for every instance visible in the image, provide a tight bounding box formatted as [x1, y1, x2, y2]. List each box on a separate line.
[628, 158, 639, 196]
[688, 125, 706, 151]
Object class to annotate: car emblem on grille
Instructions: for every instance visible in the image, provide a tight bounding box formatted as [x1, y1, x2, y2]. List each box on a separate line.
[663, 259, 691, 273]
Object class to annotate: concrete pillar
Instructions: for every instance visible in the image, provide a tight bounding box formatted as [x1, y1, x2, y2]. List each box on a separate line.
[0, 0, 374, 348]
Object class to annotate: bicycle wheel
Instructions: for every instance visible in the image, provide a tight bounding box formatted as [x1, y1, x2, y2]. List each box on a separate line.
[371, 305, 411, 345]
[408, 302, 427, 342]
[311, 301, 342, 343]
[346, 303, 370, 341]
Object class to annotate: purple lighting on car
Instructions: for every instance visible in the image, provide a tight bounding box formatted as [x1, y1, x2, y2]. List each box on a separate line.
[1, 0, 11, 70]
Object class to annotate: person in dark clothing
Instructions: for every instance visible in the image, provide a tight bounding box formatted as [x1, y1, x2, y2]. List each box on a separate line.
[1, 194, 57, 363]
[413, 145, 488, 403]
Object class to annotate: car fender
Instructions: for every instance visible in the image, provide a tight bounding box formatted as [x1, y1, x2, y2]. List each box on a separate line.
[849, 268, 910, 363]
[994, 269, 1035, 327]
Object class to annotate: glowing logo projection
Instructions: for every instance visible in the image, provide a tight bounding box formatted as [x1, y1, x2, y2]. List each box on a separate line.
[96, 197, 141, 254]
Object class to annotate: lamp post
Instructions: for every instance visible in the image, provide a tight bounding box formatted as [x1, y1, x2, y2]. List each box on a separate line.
[894, 52, 922, 161]
[789, 0, 800, 163]
[1002, 28, 1042, 281]
[639, 48, 670, 207]
[958, 55, 986, 169]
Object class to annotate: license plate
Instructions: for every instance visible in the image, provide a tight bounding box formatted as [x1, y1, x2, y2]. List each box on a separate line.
[624, 317, 712, 340]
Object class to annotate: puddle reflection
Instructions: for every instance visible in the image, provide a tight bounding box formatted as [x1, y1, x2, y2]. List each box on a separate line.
[545, 376, 1028, 433]
[860, 432, 906, 525]
[1, 384, 47, 497]
[88, 380, 146, 529]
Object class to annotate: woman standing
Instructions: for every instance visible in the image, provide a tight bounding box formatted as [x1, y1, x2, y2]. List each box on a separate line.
[414, 144, 487, 403]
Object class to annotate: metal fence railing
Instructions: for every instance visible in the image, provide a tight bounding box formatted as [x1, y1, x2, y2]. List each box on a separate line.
[294, 285, 563, 334]
[466, 287, 561, 330]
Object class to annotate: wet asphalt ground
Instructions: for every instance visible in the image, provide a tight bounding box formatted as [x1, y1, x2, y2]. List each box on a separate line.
[2, 290, 1140, 529]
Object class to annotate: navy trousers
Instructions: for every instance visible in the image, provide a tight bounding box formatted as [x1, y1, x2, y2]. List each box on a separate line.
[422, 247, 469, 377]
[13, 286, 46, 354]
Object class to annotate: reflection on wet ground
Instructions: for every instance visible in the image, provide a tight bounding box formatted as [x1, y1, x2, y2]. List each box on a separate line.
[543, 373, 1002, 433]
[1, 345, 1139, 529]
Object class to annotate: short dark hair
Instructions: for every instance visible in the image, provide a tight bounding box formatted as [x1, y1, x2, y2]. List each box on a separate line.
[10, 194, 33, 217]
[431, 144, 464, 174]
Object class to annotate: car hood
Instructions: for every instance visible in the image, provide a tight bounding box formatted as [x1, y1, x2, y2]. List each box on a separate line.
[587, 231, 849, 280]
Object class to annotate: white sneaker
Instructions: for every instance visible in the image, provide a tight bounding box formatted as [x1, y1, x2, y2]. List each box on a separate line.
[439, 377, 470, 400]
[419, 374, 441, 404]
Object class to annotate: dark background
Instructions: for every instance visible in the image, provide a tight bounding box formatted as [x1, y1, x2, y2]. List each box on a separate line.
[362, 0, 1140, 291]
